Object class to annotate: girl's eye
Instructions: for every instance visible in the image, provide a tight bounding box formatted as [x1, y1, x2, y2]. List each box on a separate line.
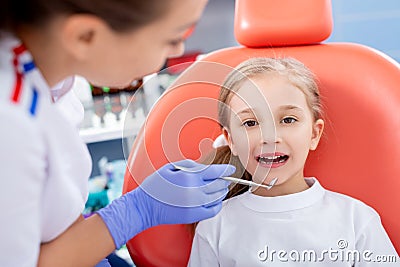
[281, 117, 297, 124]
[243, 120, 258, 127]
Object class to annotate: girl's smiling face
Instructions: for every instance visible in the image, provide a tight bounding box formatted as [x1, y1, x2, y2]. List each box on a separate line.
[223, 73, 324, 195]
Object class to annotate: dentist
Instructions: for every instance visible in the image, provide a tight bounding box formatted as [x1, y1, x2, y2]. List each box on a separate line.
[0, 1, 234, 266]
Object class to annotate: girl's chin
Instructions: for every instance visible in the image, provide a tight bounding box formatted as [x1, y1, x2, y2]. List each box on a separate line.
[252, 176, 278, 186]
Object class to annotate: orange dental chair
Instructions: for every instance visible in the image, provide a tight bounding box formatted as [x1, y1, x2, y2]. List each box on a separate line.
[122, 0, 400, 266]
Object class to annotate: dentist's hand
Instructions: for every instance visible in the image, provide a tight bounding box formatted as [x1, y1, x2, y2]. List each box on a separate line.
[96, 160, 235, 248]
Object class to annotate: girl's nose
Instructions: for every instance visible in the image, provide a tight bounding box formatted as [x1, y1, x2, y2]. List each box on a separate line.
[259, 124, 281, 144]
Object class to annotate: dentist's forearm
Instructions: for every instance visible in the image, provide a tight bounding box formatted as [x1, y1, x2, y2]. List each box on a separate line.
[38, 214, 115, 267]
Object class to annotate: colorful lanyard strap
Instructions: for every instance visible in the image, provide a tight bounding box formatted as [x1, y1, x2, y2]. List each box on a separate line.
[11, 43, 39, 116]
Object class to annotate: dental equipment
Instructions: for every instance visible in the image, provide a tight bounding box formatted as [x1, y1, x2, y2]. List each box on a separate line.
[221, 176, 277, 190]
[172, 163, 278, 190]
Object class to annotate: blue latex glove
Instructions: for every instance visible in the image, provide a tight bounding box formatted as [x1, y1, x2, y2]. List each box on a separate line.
[94, 258, 111, 267]
[97, 159, 235, 248]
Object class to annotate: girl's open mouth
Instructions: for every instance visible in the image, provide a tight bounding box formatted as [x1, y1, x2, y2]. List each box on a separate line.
[256, 153, 289, 168]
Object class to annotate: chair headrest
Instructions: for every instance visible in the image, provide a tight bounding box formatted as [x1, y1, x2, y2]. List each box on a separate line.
[234, 0, 333, 47]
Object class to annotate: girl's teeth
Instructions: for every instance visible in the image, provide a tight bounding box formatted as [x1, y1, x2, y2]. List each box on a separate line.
[258, 155, 288, 163]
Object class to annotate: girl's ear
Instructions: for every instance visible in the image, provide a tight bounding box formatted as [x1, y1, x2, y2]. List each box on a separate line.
[222, 128, 238, 156]
[310, 119, 324, 150]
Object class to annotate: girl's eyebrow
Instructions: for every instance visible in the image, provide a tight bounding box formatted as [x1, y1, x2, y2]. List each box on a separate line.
[234, 105, 304, 118]
[236, 108, 255, 116]
[237, 105, 303, 114]
[279, 105, 304, 112]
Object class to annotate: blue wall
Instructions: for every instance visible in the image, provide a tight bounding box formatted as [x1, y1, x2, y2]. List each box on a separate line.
[327, 0, 400, 62]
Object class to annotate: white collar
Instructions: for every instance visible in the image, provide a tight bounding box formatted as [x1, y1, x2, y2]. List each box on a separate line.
[238, 178, 325, 212]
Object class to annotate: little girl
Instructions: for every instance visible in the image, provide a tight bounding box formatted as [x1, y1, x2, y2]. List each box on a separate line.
[188, 57, 398, 266]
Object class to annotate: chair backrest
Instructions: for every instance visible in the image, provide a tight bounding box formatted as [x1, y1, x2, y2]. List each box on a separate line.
[122, 0, 400, 265]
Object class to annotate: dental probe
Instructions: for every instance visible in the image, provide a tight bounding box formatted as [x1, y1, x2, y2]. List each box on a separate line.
[220, 177, 278, 190]
[171, 163, 278, 190]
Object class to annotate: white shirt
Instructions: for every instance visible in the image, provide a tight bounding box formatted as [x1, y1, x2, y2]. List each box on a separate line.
[188, 178, 399, 266]
[0, 36, 92, 266]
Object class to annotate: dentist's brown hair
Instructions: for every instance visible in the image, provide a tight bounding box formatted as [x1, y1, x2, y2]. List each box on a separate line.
[0, 0, 172, 34]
